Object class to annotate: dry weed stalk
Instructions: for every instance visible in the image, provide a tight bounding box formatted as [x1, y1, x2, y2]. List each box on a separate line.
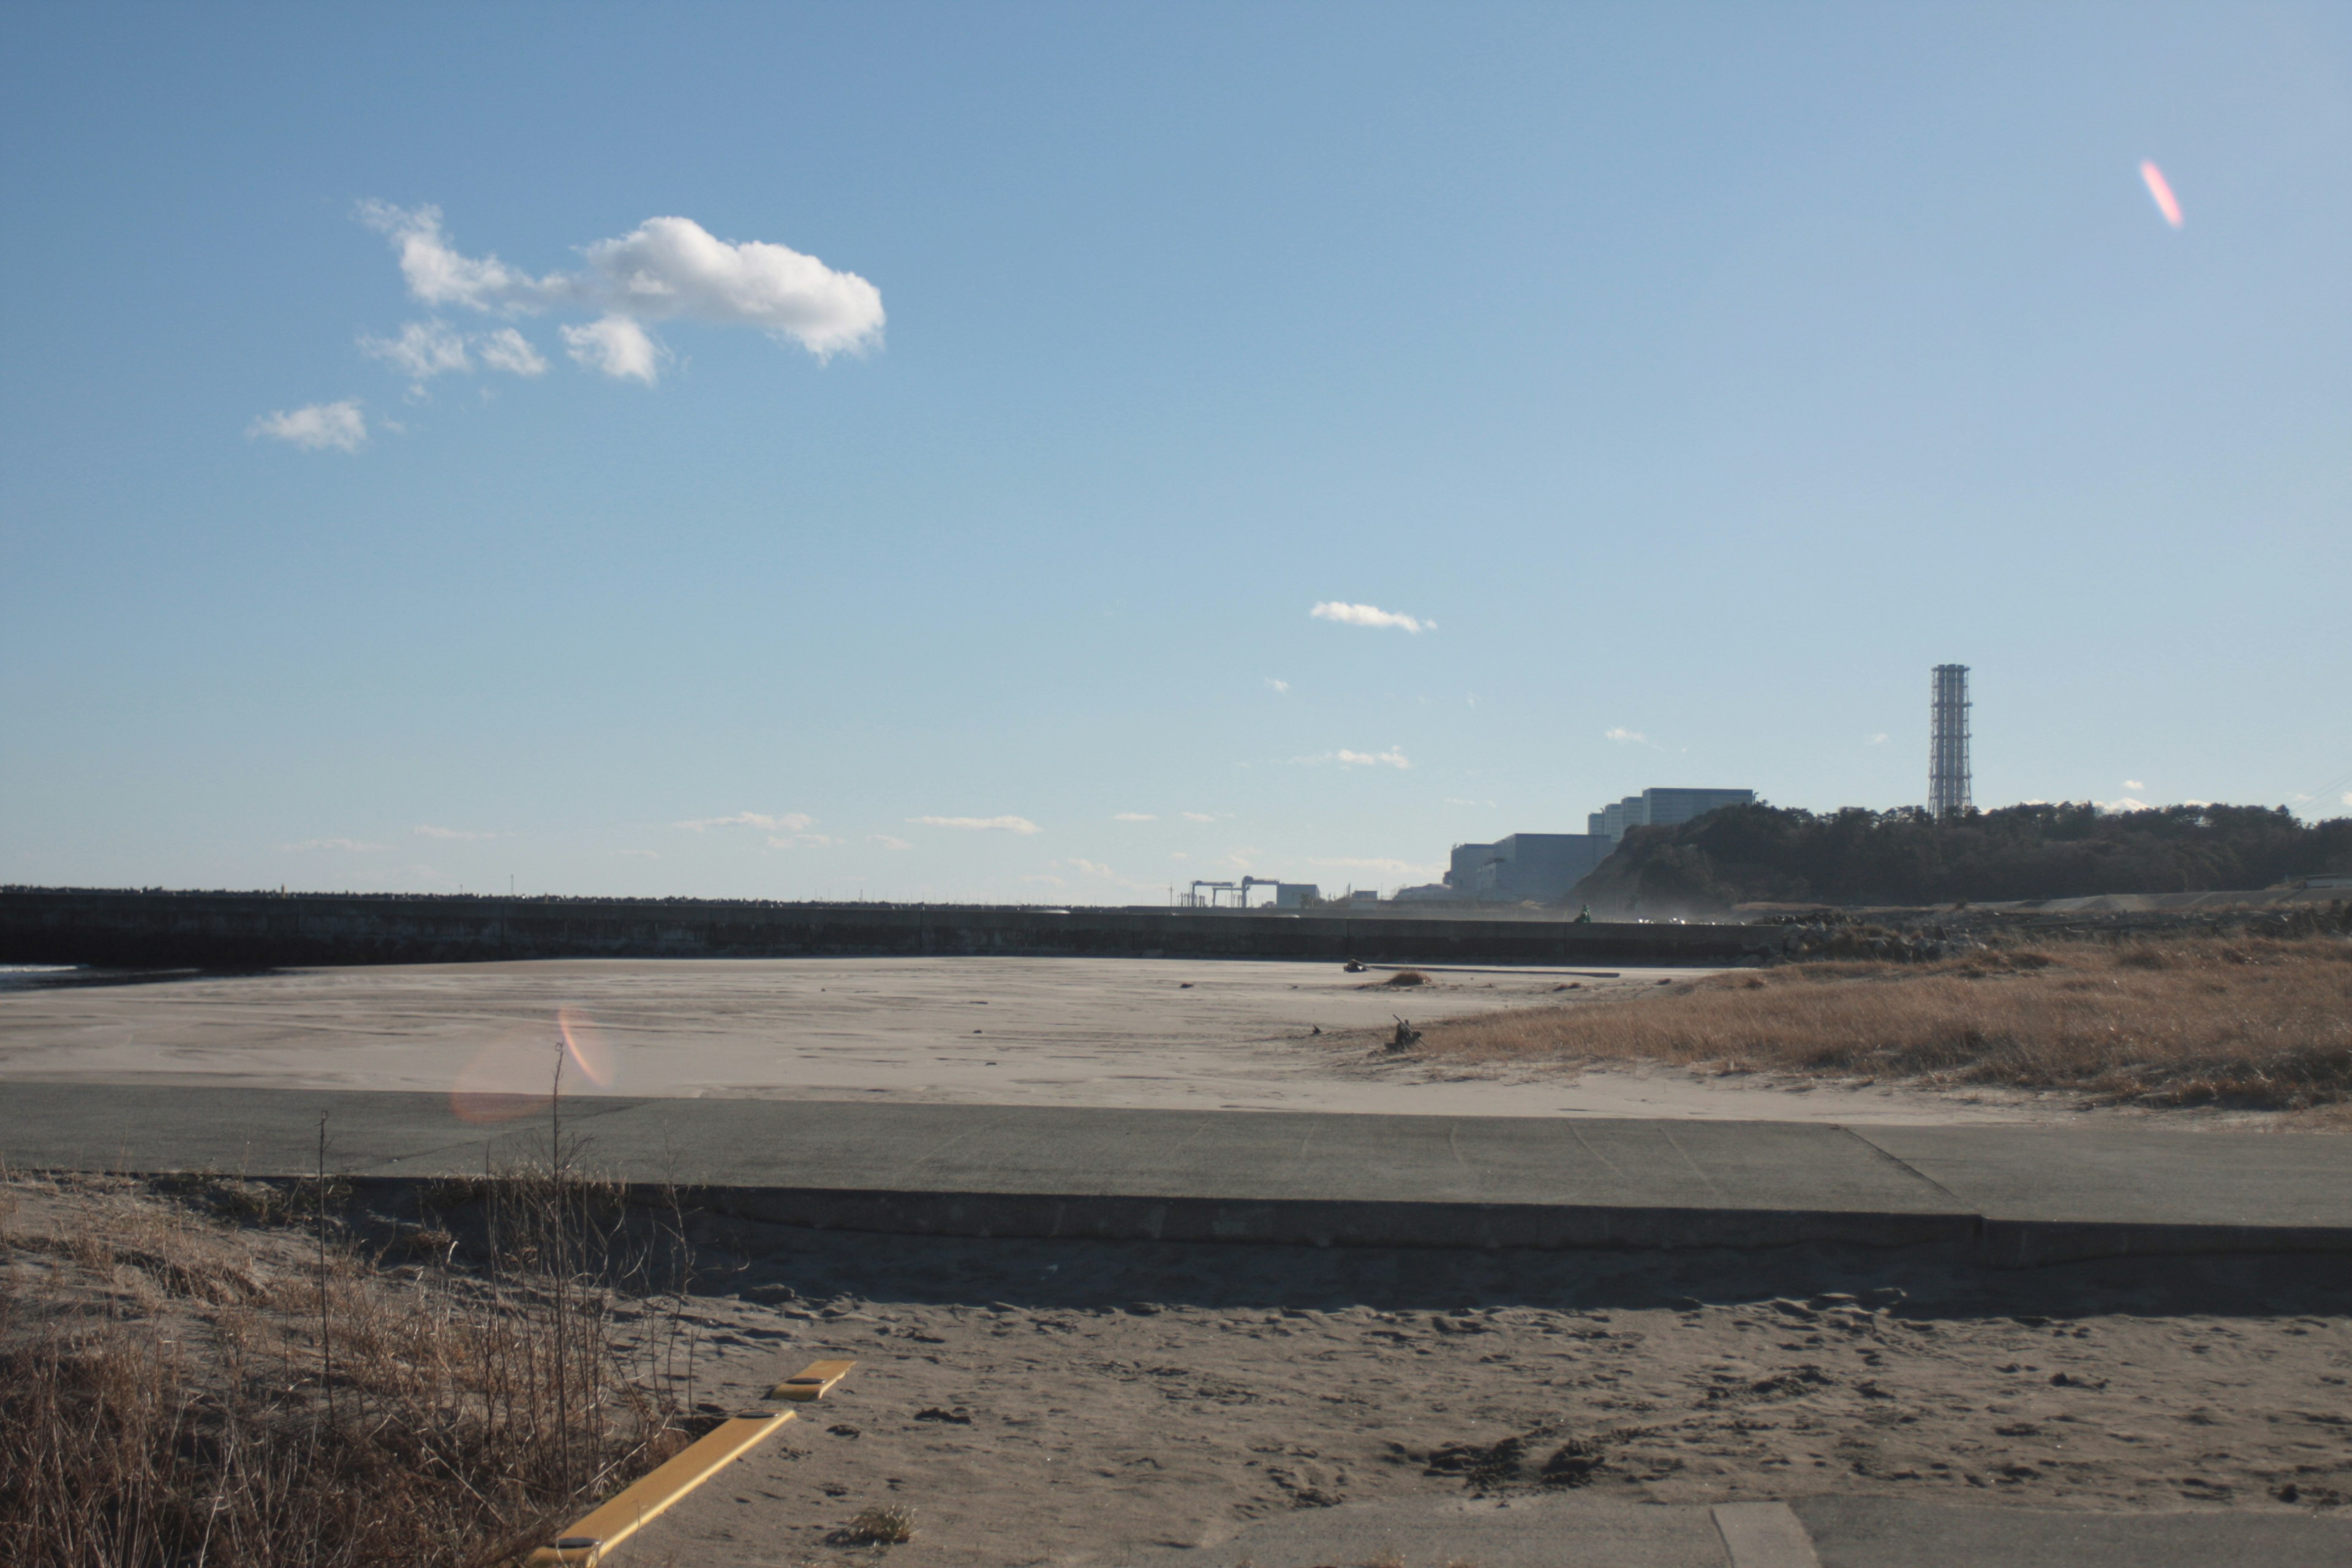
[1415, 935, 2352, 1108]
[1, 1132, 702, 1566]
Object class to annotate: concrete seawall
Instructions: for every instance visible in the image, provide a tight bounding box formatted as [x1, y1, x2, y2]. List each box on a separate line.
[0, 887, 1784, 970]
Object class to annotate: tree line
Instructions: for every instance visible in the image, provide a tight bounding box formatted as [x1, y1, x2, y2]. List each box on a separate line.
[1570, 802, 2352, 908]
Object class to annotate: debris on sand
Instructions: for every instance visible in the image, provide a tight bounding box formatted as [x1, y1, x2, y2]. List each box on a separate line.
[1387, 1017, 1423, 1052]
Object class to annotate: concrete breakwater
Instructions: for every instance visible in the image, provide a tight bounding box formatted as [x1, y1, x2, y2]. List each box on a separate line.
[0, 888, 1783, 970]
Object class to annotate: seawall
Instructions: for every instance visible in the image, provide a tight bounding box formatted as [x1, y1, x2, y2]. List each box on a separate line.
[0, 888, 1784, 970]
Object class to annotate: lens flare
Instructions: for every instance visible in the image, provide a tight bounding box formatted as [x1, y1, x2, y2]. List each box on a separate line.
[556, 1005, 614, 1087]
[2140, 160, 2184, 228]
[449, 1006, 614, 1124]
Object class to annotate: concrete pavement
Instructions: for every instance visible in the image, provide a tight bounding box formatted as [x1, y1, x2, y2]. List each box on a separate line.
[2, 1083, 2344, 1265]
[1109, 1494, 2352, 1568]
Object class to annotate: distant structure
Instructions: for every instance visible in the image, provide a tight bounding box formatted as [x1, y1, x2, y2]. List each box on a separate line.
[1446, 833, 1615, 903]
[1589, 786, 1758, 846]
[1929, 664, 1972, 816]
[1440, 786, 1758, 904]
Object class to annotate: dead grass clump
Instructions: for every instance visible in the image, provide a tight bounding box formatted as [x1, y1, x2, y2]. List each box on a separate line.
[1411, 936, 2352, 1109]
[1384, 971, 1428, 987]
[842, 1503, 918, 1544]
[0, 1156, 699, 1567]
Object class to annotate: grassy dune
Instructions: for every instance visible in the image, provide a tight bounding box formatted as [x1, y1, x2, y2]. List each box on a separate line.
[1, 1166, 697, 1567]
[1415, 936, 2352, 1110]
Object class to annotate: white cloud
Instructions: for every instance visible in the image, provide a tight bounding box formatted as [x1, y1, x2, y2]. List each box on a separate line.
[869, 834, 913, 850]
[358, 201, 565, 312]
[2096, 797, 2154, 814]
[768, 832, 839, 850]
[618, 849, 661, 859]
[1868, 733, 1889, 746]
[583, 216, 886, 359]
[564, 315, 666, 383]
[2343, 791, 2352, 808]
[910, 815, 1041, 835]
[248, 400, 366, 452]
[1069, 858, 1115, 878]
[1180, 812, 1218, 823]
[357, 203, 884, 375]
[1112, 812, 1158, 822]
[1264, 677, 1290, 694]
[284, 837, 388, 853]
[1605, 727, 1650, 746]
[476, 328, 548, 376]
[1337, 747, 1411, 769]
[1310, 601, 1429, 633]
[415, 825, 495, 841]
[361, 320, 472, 382]
[2124, 779, 2146, 792]
[675, 811, 815, 832]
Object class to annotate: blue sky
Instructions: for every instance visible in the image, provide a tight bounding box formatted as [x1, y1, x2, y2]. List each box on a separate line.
[4, 3, 2348, 902]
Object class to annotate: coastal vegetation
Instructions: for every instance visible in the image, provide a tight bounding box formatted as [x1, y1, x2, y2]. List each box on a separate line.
[1574, 802, 2352, 910]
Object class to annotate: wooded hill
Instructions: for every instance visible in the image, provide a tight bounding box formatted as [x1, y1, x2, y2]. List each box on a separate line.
[1570, 802, 2352, 909]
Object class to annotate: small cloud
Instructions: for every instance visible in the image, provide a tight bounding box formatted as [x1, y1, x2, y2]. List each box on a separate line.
[2096, 797, 2154, 814]
[1180, 812, 1217, 823]
[1069, 858, 1114, 878]
[767, 832, 838, 850]
[617, 849, 661, 859]
[2124, 779, 2146, 792]
[1604, 727, 1651, 747]
[1020, 874, 1067, 888]
[358, 202, 884, 363]
[249, 400, 366, 452]
[910, 815, 1041, 835]
[675, 811, 815, 832]
[2343, 791, 2352, 808]
[1264, 677, 1290, 694]
[284, 837, 389, 853]
[360, 320, 471, 382]
[1169, 851, 1191, 861]
[415, 824, 495, 841]
[869, 833, 913, 850]
[1310, 601, 1429, 633]
[475, 327, 546, 376]
[1336, 747, 1411, 769]
[1112, 812, 1158, 823]
[564, 315, 667, 383]
[1867, 733, 1889, 746]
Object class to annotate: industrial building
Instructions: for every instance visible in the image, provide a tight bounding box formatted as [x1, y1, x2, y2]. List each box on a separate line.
[1442, 785, 1757, 904]
[1589, 786, 1758, 845]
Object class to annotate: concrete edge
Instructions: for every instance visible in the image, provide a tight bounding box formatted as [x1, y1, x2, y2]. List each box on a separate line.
[1978, 1218, 2352, 1268]
[21, 1166, 2352, 1264]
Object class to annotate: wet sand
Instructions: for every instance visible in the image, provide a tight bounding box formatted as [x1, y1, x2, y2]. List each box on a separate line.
[0, 957, 2074, 1124]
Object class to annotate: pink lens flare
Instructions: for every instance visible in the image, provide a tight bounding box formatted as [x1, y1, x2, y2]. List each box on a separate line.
[556, 1005, 614, 1087]
[2140, 160, 2184, 228]
[449, 1006, 615, 1124]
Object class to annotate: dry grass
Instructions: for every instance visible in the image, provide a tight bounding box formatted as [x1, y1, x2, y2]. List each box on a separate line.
[0, 1154, 701, 1567]
[1412, 935, 2352, 1109]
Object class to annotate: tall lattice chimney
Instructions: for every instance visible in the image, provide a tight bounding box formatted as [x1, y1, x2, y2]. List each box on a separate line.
[1929, 664, 1972, 817]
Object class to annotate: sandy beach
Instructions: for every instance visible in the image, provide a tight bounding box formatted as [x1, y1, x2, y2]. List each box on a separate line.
[0, 957, 2092, 1124]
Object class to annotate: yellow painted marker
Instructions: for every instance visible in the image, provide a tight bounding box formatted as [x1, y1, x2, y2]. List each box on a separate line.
[523, 1412, 794, 1567]
[769, 1357, 856, 1402]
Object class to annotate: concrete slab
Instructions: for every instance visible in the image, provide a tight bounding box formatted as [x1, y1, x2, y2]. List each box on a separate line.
[1852, 1124, 2352, 1265]
[4, 1084, 2346, 1261]
[1098, 1493, 2352, 1568]
[1793, 1496, 2352, 1568]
